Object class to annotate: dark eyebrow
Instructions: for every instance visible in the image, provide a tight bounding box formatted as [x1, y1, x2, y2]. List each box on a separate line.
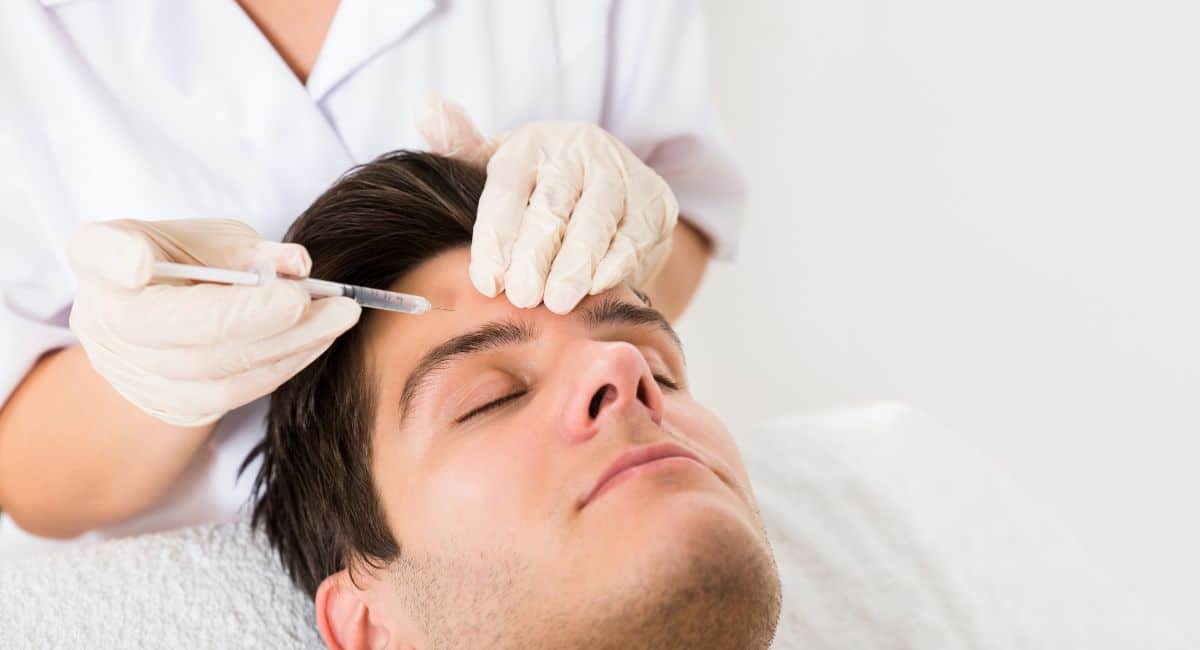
[579, 295, 684, 358]
[397, 296, 684, 425]
[398, 319, 536, 423]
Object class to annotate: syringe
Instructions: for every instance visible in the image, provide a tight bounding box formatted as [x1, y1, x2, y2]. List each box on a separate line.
[151, 261, 432, 314]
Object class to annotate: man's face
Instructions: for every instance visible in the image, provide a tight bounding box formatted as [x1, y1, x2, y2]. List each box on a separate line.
[334, 248, 780, 649]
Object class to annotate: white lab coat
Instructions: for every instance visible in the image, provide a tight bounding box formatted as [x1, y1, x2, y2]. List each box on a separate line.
[0, 0, 745, 557]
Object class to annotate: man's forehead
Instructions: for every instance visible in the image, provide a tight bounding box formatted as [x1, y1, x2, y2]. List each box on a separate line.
[365, 247, 501, 355]
[390, 246, 477, 313]
[369, 283, 657, 361]
[363, 247, 670, 375]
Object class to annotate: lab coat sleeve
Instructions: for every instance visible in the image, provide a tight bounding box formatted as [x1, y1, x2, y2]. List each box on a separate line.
[602, 0, 747, 261]
[0, 152, 79, 409]
[0, 2, 78, 409]
[0, 259, 77, 412]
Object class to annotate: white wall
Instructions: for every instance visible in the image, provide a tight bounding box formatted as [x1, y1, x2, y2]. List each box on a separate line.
[683, 0, 1199, 630]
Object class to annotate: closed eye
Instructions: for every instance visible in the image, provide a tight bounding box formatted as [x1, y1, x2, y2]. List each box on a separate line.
[652, 374, 680, 391]
[454, 374, 680, 424]
[454, 390, 528, 424]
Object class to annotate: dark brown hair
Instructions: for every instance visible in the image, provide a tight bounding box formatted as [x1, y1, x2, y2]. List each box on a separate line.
[241, 150, 484, 597]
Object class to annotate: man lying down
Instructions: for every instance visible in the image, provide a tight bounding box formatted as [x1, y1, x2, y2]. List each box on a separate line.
[242, 151, 784, 649]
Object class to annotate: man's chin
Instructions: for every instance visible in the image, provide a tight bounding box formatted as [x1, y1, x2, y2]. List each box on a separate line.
[581, 492, 782, 649]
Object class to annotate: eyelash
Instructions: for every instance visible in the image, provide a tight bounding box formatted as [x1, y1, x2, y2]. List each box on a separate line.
[455, 374, 680, 424]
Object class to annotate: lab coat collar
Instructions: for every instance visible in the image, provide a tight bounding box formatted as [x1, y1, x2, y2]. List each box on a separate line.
[306, 0, 439, 101]
[37, 0, 439, 102]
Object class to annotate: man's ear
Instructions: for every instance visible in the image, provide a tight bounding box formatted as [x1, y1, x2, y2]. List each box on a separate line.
[315, 570, 392, 650]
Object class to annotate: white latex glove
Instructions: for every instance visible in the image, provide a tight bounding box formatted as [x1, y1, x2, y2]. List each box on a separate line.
[68, 219, 361, 427]
[417, 94, 679, 314]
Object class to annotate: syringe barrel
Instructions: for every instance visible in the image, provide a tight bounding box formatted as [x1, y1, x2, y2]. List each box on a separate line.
[345, 285, 431, 313]
[298, 277, 347, 299]
[299, 278, 430, 314]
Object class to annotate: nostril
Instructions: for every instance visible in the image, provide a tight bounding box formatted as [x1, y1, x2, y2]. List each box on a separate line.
[588, 384, 616, 419]
[636, 379, 646, 405]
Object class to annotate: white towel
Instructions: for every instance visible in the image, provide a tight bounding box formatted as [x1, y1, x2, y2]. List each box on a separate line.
[0, 520, 320, 648]
[0, 403, 1188, 648]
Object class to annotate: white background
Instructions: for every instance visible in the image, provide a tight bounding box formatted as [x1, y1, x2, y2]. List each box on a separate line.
[681, 0, 1199, 631]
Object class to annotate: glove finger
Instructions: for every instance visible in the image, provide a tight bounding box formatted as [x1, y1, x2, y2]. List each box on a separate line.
[136, 218, 265, 270]
[415, 93, 499, 168]
[629, 237, 673, 289]
[591, 191, 678, 294]
[68, 221, 161, 290]
[502, 160, 583, 308]
[74, 299, 353, 427]
[542, 170, 625, 314]
[145, 335, 340, 427]
[71, 320, 222, 427]
[101, 279, 311, 348]
[135, 297, 360, 381]
[186, 332, 343, 425]
[68, 219, 282, 289]
[470, 143, 538, 297]
[254, 241, 312, 277]
[74, 333, 223, 427]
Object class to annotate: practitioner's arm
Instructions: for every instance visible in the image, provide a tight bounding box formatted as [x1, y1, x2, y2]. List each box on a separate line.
[641, 219, 713, 323]
[0, 346, 215, 538]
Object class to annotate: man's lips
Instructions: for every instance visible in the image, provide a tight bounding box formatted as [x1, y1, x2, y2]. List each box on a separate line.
[580, 441, 706, 508]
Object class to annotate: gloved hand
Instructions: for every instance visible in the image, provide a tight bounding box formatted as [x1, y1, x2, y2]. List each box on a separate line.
[68, 218, 361, 427]
[417, 94, 679, 314]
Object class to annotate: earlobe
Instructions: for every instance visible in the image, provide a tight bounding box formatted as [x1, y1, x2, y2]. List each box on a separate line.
[315, 571, 392, 650]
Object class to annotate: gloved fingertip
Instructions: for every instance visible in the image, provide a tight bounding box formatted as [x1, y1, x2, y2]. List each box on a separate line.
[295, 297, 361, 344]
[288, 245, 312, 277]
[503, 280, 541, 309]
[416, 91, 445, 115]
[505, 292, 539, 309]
[70, 222, 157, 289]
[263, 280, 311, 328]
[503, 263, 549, 308]
[280, 296, 360, 349]
[416, 93, 496, 166]
[469, 262, 502, 298]
[126, 241, 158, 289]
[256, 241, 311, 277]
[543, 282, 587, 315]
[590, 263, 624, 295]
[325, 295, 363, 328]
[415, 92, 451, 152]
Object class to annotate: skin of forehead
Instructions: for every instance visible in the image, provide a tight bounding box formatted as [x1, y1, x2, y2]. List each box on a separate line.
[360, 247, 643, 391]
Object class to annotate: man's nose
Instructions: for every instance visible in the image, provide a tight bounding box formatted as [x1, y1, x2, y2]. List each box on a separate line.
[560, 341, 665, 443]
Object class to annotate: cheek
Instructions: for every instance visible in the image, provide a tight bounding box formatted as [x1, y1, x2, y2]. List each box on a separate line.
[427, 445, 519, 508]
[665, 396, 751, 484]
[405, 423, 549, 545]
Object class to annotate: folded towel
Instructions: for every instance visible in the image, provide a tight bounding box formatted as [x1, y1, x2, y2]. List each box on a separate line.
[0, 520, 320, 648]
[0, 403, 1186, 648]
